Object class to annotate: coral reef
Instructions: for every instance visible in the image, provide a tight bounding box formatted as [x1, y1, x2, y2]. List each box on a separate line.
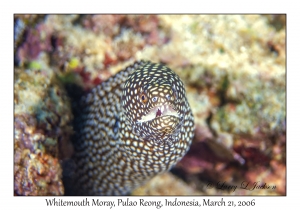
[14, 55, 73, 195]
[14, 14, 286, 195]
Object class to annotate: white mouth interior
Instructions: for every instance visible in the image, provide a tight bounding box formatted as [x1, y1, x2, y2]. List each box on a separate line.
[137, 105, 179, 123]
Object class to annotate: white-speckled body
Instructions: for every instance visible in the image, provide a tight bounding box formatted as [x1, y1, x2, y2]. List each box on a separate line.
[69, 61, 194, 195]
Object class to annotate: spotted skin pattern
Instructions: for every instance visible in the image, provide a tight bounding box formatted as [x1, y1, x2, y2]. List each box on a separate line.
[70, 61, 194, 195]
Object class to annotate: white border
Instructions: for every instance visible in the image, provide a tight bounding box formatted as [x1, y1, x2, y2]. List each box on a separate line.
[2, 1, 296, 209]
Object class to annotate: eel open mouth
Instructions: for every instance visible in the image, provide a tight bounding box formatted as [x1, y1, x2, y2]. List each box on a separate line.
[138, 104, 179, 123]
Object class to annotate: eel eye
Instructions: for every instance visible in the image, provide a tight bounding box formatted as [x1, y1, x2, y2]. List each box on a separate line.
[140, 93, 148, 104]
[152, 97, 158, 102]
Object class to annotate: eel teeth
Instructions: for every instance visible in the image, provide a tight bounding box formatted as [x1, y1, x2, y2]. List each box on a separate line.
[138, 105, 178, 123]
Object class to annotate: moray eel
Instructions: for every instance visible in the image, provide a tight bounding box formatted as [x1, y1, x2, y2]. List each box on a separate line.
[68, 61, 194, 195]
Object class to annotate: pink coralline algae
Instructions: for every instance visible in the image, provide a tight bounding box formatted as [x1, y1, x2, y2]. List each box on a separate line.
[14, 67, 73, 195]
[14, 114, 64, 195]
[17, 25, 53, 65]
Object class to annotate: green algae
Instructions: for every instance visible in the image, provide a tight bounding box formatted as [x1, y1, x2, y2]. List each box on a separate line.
[68, 57, 80, 69]
[28, 61, 42, 70]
